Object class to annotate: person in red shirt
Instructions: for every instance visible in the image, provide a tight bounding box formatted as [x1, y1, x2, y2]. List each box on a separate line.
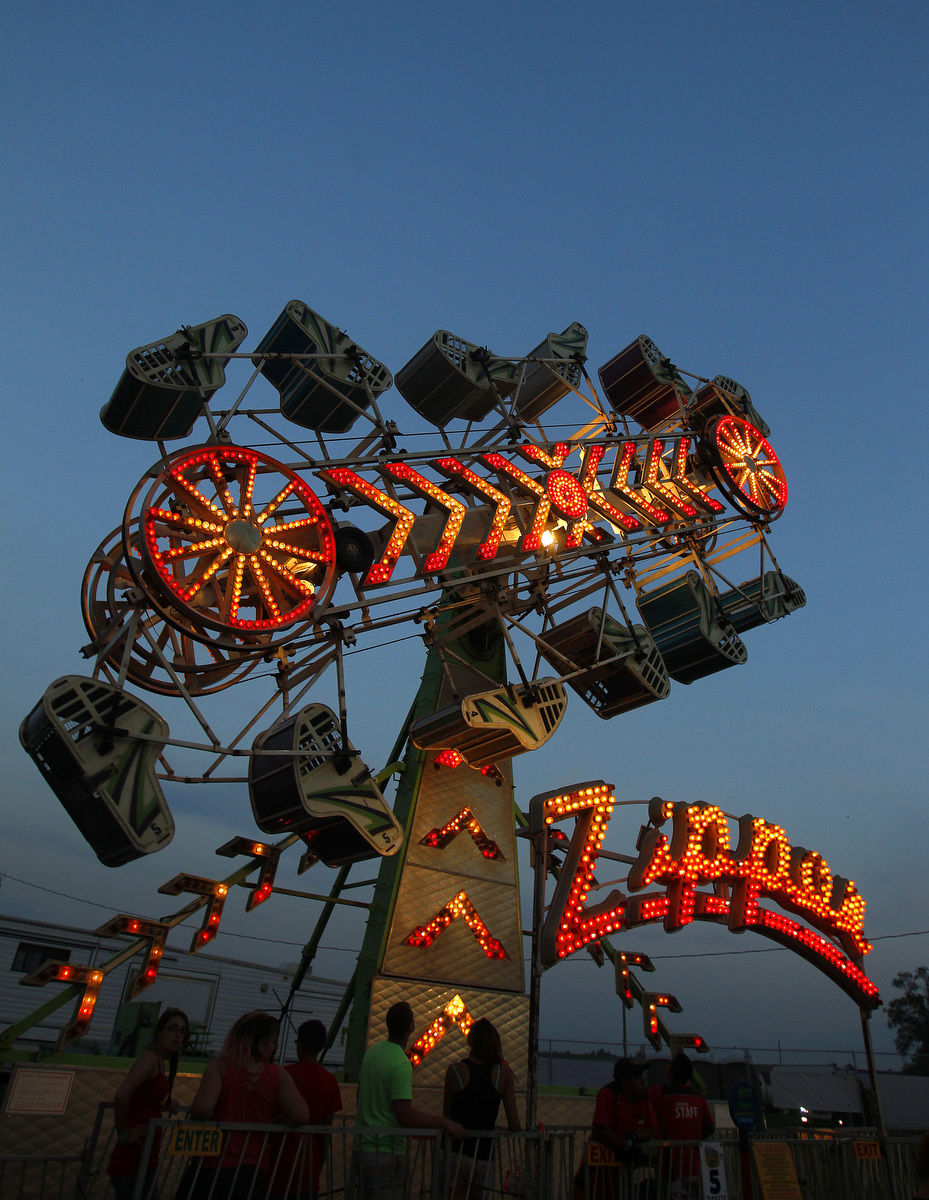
[268, 1019, 343, 1199]
[107, 1007, 188, 1199]
[650, 1052, 714, 1200]
[183, 1011, 308, 1200]
[576, 1057, 658, 1199]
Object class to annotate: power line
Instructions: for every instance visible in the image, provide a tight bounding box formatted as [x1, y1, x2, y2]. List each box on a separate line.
[0, 872, 355, 953]
[0, 873, 116, 914]
[3, 870, 929, 960]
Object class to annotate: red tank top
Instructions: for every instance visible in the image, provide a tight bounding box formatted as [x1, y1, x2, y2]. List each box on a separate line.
[213, 1062, 280, 1168]
[107, 1068, 169, 1177]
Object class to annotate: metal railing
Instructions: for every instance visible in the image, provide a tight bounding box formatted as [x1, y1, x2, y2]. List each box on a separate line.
[77, 1113, 551, 1199]
[0, 1155, 83, 1200]
[3, 1104, 921, 1200]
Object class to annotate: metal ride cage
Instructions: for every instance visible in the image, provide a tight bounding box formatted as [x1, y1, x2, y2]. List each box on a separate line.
[12, 304, 805, 1063]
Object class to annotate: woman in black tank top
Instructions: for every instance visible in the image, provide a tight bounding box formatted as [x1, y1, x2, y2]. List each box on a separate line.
[444, 1019, 522, 1197]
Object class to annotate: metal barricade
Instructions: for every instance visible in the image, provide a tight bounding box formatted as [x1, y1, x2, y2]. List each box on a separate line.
[751, 1132, 918, 1200]
[109, 1118, 449, 1200]
[0, 1155, 83, 1200]
[52, 1107, 929, 1200]
[446, 1127, 549, 1198]
[570, 1136, 721, 1200]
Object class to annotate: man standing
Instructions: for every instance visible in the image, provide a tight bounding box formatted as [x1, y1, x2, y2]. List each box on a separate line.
[355, 1001, 464, 1199]
[268, 1019, 342, 1199]
[651, 1052, 715, 1200]
[577, 1057, 658, 1199]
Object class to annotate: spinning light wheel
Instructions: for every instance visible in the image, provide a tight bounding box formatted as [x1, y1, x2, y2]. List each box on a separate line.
[701, 415, 788, 519]
[123, 445, 338, 642]
[81, 528, 261, 696]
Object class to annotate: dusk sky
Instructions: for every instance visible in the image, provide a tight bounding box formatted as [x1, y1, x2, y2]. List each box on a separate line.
[2, 2, 927, 1071]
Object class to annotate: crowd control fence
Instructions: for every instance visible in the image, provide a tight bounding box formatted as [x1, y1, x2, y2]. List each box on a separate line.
[0, 1103, 922, 1199]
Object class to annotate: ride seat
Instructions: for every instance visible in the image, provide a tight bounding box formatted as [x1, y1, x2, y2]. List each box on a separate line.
[598, 334, 693, 432]
[249, 704, 403, 866]
[636, 571, 748, 684]
[253, 300, 391, 433]
[100, 314, 247, 440]
[19, 676, 174, 866]
[689, 374, 770, 437]
[539, 608, 669, 718]
[716, 571, 806, 633]
[396, 330, 517, 426]
[410, 678, 568, 768]
[513, 322, 589, 421]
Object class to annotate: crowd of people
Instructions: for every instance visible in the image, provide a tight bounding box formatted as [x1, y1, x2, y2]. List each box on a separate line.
[106, 1002, 522, 1200]
[107, 1007, 929, 1200]
[96, 997, 929, 1200]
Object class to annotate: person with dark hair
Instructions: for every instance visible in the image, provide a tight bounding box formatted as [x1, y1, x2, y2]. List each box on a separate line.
[183, 1011, 308, 1200]
[444, 1018, 521, 1198]
[267, 1019, 342, 1199]
[107, 1007, 188, 1199]
[575, 1057, 658, 1199]
[355, 1001, 464, 1199]
[650, 1052, 714, 1200]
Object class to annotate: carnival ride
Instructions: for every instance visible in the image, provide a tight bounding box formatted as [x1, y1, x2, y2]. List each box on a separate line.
[11, 301, 851, 1087]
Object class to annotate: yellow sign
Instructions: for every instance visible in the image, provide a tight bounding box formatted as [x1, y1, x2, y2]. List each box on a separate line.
[587, 1142, 619, 1166]
[169, 1124, 224, 1157]
[854, 1140, 882, 1160]
[753, 1142, 802, 1199]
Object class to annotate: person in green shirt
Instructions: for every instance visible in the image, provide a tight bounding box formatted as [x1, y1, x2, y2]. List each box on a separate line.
[355, 1001, 464, 1198]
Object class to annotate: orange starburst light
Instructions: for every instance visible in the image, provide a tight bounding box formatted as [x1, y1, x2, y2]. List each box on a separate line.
[704, 416, 788, 518]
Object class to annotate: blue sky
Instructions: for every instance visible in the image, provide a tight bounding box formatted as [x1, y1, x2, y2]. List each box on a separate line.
[2, 2, 927, 1069]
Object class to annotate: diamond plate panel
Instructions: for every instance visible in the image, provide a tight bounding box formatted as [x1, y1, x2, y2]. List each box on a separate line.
[384, 866, 524, 990]
[0, 1065, 200, 1165]
[368, 976, 530, 1093]
[382, 752, 524, 991]
[404, 759, 519, 877]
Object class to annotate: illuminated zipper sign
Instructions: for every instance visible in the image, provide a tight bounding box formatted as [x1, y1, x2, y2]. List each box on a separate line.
[530, 787, 877, 1009]
[625, 798, 877, 1006]
[628, 799, 868, 956]
[316, 426, 784, 588]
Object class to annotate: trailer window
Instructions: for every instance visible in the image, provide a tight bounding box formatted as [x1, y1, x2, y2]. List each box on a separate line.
[11, 942, 72, 973]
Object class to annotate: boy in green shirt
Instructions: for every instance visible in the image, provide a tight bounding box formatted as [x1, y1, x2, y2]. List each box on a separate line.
[356, 1001, 463, 1198]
